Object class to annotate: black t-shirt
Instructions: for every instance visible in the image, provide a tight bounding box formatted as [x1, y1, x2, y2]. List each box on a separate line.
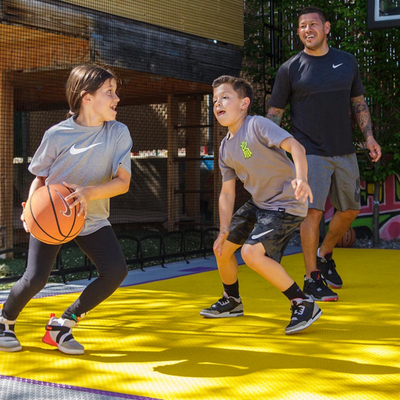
[269, 47, 365, 157]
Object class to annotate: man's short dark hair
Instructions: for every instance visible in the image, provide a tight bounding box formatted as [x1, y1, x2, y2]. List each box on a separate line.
[298, 7, 327, 24]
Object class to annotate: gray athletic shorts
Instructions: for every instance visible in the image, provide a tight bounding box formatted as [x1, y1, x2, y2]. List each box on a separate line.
[307, 153, 361, 212]
[227, 200, 304, 263]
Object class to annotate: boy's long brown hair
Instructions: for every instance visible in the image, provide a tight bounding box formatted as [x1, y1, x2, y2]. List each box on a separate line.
[65, 64, 118, 118]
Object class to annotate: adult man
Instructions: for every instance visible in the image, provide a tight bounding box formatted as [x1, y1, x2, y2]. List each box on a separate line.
[267, 7, 381, 301]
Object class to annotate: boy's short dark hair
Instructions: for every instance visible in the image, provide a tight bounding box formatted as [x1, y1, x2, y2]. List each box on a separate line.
[298, 7, 327, 24]
[212, 75, 253, 114]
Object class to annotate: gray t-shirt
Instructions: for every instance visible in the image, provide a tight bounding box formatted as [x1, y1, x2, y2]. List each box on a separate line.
[269, 47, 365, 157]
[29, 117, 133, 235]
[219, 115, 307, 217]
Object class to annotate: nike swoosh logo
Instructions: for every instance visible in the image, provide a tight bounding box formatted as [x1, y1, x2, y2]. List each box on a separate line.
[251, 229, 274, 240]
[70, 142, 103, 155]
[332, 63, 343, 69]
[54, 189, 72, 217]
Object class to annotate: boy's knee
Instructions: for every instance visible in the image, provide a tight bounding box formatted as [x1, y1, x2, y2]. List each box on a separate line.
[214, 248, 235, 263]
[22, 275, 47, 294]
[241, 244, 256, 264]
[114, 262, 128, 283]
[98, 261, 127, 284]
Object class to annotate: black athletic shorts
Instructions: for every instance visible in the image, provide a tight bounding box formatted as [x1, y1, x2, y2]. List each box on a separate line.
[227, 200, 304, 263]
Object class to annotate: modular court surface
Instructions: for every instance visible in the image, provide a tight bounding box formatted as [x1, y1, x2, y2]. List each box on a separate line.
[0, 247, 399, 400]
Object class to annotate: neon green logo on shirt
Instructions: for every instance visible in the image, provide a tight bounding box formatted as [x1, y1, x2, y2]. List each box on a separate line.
[240, 141, 253, 159]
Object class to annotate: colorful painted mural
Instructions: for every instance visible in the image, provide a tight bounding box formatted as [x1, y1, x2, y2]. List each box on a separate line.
[324, 174, 400, 240]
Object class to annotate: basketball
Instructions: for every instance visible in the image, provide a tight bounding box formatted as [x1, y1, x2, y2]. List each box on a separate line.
[336, 227, 356, 248]
[24, 184, 85, 245]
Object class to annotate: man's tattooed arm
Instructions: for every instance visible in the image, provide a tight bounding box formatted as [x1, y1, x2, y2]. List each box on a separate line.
[351, 95, 373, 140]
[351, 95, 382, 162]
[266, 107, 285, 126]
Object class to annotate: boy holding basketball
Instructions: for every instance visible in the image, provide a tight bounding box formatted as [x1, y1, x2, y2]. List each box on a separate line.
[0, 64, 132, 354]
[200, 75, 322, 334]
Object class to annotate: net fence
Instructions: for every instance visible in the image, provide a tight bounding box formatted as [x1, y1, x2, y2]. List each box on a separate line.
[0, 0, 244, 250]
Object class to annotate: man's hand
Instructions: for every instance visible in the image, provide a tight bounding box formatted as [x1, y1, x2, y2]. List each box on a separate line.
[365, 137, 382, 162]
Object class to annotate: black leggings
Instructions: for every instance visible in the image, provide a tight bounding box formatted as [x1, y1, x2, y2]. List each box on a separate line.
[2, 226, 128, 321]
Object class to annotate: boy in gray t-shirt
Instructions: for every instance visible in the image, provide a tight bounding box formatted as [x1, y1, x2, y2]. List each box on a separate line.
[200, 75, 322, 335]
[0, 64, 132, 355]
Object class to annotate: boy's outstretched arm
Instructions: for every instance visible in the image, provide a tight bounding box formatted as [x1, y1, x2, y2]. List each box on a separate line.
[214, 179, 236, 256]
[64, 166, 131, 218]
[280, 137, 313, 204]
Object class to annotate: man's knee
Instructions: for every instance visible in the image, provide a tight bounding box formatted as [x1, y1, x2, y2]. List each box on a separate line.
[303, 209, 324, 226]
[338, 209, 360, 222]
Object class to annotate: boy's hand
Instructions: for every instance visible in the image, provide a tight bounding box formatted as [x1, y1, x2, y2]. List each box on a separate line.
[20, 202, 29, 232]
[292, 178, 313, 203]
[63, 182, 90, 218]
[213, 231, 229, 256]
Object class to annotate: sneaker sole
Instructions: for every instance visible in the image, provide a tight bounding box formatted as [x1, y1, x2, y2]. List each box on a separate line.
[42, 333, 84, 355]
[285, 308, 323, 335]
[0, 344, 22, 352]
[42, 340, 84, 355]
[306, 294, 338, 302]
[325, 280, 343, 289]
[57, 344, 84, 355]
[200, 310, 244, 318]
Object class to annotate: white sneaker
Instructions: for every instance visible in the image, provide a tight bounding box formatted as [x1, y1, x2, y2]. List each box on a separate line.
[42, 314, 84, 355]
[0, 312, 22, 352]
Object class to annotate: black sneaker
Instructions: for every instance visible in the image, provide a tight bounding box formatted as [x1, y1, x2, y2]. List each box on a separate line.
[0, 312, 22, 352]
[285, 296, 322, 335]
[317, 252, 343, 288]
[303, 271, 339, 302]
[200, 292, 244, 318]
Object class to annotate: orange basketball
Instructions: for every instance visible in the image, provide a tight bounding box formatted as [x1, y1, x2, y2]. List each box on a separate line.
[24, 184, 85, 245]
[336, 227, 356, 248]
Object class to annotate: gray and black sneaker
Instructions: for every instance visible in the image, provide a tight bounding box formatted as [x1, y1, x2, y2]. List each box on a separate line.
[317, 251, 343, 288]
[285, 296, 322, 335]
[303, 271, 339, 302]
[200, 292, 243, 318]
[0, 311, 22, 352]
[42, 314, 84, 355]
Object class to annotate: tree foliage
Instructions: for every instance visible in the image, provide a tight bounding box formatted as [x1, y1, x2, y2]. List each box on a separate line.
[243, 0, 400, 183]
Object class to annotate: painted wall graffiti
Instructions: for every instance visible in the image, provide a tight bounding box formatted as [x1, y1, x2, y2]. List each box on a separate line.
[324, 174, 400, 239]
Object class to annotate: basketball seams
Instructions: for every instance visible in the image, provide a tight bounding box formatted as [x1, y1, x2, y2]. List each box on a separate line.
[337, 227, 356, 248]
[28, 188, 65, 244]
[50, 186, 84, 241]
[60, 187, 84, 238]
[50, 186, 75, 238]
[24, 184, 85, 245]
